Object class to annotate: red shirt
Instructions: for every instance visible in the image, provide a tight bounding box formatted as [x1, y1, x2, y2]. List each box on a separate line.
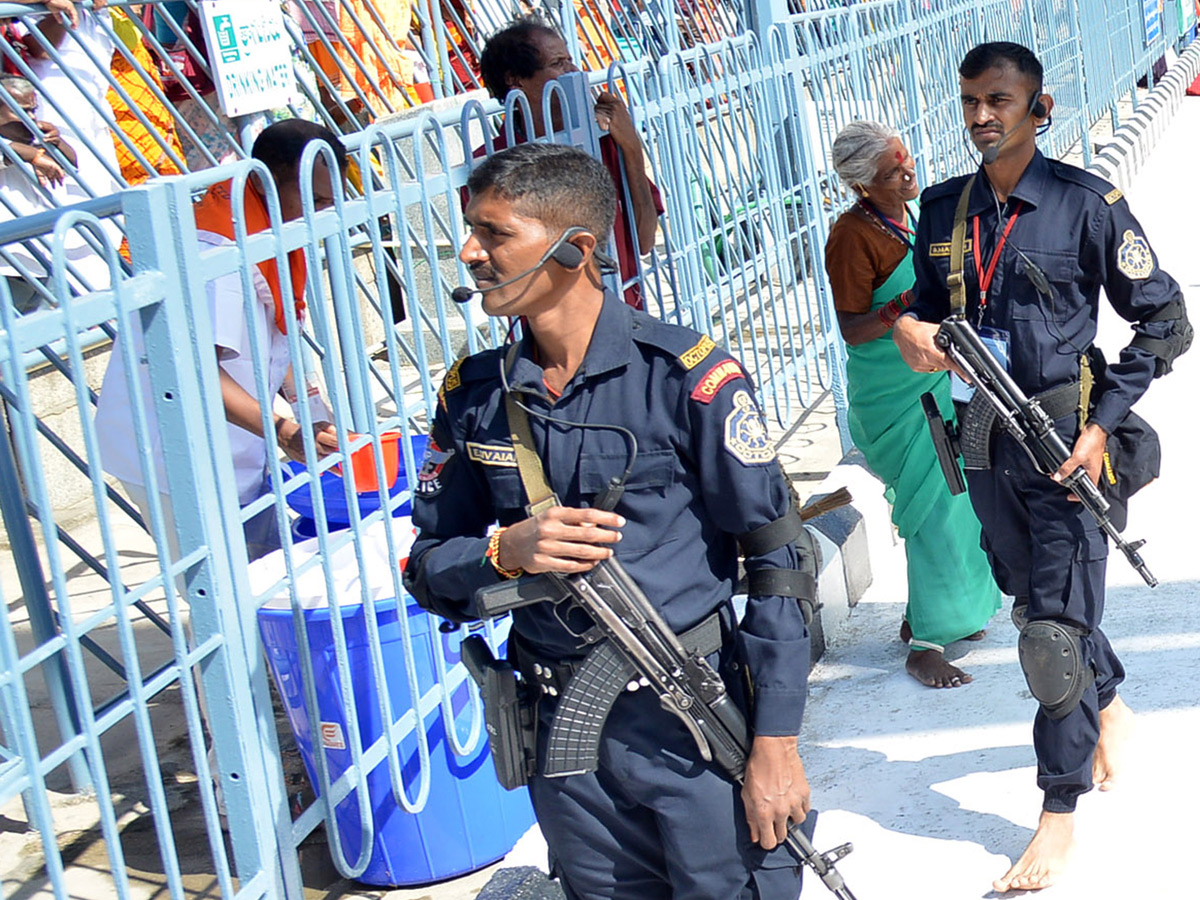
[467, 130, 663, 309]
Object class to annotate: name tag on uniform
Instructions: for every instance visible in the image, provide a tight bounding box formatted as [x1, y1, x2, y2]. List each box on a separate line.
[928, 239, 972, 257]
[951, 327, 1010, 404]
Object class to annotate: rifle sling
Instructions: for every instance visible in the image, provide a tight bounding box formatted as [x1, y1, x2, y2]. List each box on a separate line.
[1078, 351, 1094, 427]
[948, 174, 976, 315]
[504, 343, 559, 515]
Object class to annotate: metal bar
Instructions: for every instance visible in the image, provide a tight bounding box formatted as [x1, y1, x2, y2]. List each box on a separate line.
[0, 423, 92, 791]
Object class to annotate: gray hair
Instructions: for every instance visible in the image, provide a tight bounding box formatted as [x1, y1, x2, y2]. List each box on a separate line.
[0, 76, 35, 105]
[831, 121, 899, 190]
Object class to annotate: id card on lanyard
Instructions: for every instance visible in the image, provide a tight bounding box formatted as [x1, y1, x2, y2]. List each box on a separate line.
[951, 327, 1011, 403]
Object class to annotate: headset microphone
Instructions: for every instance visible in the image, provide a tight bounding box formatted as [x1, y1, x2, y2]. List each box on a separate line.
[980, 93, 1047, 165]
[451, 227, 591, 303]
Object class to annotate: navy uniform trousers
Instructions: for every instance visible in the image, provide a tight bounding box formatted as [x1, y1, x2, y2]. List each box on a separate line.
[966, 429, 1125, 814]
[530, 661, 804, 900]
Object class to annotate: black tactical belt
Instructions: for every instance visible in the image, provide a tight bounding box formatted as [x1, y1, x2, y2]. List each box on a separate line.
[1033, 382, 1080, 421]
[958, 380, 1080, 470]
[966, 380, 1078, 424]
[511, 609, 725, 697]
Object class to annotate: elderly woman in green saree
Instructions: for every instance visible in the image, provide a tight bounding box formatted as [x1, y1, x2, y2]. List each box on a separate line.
[825, 121, 1000, 688]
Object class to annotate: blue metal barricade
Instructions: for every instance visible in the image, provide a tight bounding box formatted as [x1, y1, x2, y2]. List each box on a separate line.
[0, 2, 1197, 895]
[0, 182, 298, 898]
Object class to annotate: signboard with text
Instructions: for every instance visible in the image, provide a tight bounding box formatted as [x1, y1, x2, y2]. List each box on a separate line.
[1143, 0, 1162, 45]
[199, 0, 297, 118]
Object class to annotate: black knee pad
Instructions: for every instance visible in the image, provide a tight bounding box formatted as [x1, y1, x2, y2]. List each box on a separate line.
[1017, 620, 1095, 719]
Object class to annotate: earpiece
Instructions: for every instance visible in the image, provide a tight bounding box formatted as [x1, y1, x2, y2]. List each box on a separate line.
[550, 239, 585, 269]
[451, 225, 596, 302]
[1031, 96, 1047, 119]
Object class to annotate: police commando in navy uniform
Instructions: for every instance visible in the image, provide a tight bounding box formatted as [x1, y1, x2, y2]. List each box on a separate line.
[404, 142, 817, 900]
[894, 43, 1191, 893]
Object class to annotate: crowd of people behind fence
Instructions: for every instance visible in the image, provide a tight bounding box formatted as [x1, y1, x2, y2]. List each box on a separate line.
[0, 0, 742, 310]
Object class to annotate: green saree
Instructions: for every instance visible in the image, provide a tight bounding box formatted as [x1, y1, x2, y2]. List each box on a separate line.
[845, 244, 1001, 648]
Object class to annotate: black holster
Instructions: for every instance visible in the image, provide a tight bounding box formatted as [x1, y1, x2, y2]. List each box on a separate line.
[460, 636, 538, 790]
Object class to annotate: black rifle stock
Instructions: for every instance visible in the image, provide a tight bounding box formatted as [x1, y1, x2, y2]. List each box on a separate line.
[474, 557, 858, 899]
[935, 315, 1157, 587]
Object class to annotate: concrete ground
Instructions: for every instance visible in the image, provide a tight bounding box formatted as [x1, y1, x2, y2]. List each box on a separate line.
[369, 93, 1200, 900]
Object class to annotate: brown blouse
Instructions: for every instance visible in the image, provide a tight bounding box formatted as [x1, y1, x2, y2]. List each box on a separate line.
[823, 205, 911, 315]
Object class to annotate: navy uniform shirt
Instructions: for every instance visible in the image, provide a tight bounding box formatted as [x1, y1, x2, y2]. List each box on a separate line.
[909, 150, 1184, 434]
[405, 292, 811, 736]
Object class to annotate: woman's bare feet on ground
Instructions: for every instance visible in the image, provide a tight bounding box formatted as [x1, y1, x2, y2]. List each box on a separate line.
[898, 620, 987, 643]
[1093, 694, 1134, 791]
[993, 810, 1075, 893]
[905, 649, 972, 687]
[898, 620, 984, 687]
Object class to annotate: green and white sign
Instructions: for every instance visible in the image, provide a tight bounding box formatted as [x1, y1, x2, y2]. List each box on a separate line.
[199, 0, 296, 117]
[1181, 1, 1197, 34]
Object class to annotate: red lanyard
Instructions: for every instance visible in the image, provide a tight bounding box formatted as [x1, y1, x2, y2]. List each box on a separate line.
[972, 201, 1023, 308]
[885, 208, 915, 237]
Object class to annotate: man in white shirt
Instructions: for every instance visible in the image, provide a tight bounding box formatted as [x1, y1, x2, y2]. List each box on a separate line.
[95, 120, 345, 561]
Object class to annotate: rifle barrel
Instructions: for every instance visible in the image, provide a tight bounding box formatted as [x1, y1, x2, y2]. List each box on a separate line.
[937, 317, 1158, 587]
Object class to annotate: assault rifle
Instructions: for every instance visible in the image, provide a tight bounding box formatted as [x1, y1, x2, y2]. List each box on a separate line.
[927, 315, 1156, 587]
[465, 544, 857, 899]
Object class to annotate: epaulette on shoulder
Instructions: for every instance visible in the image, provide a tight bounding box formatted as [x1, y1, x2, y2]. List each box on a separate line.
[1049, 161, 1123, 205]
[921, 174, 974, 205]
[630, 312, 728, 371]
[438, 347, 501, 407]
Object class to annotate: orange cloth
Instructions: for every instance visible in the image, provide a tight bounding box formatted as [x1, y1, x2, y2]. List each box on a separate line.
[107, 16, 185, 185]
[308, 0, 417, 113]
[574, 0, 616, 72]
[193, 180, 307, 335]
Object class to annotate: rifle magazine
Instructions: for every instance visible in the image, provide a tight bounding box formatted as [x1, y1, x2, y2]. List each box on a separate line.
[543, 641, 637, 778]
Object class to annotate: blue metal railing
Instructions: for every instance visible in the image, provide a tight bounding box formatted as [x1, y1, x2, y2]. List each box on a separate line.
[0, 2, 1196, 896]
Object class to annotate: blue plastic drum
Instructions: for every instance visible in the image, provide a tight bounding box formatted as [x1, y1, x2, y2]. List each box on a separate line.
[258, 597, 535, 886]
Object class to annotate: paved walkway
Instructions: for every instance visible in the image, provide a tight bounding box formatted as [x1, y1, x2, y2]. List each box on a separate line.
[377, 96, 1200, 900]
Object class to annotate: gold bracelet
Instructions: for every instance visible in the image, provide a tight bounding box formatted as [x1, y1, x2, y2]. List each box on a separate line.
[486, 527, 524, 579]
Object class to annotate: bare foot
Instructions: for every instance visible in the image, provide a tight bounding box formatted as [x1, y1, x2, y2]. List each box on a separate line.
[993, 810, 1075, 892]
[899, 620, 986, 643]
[905, 649, 972, 688]
[1093, 694, 1134, 791]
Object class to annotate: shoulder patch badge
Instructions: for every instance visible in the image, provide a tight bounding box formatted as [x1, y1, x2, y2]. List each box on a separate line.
[1116, 230, 1154, 280]
[1104, 187, 1123, 206]
[929, 240, 972, 258]
[466, 442, 517, 467]
[679, 335, 717, 370]
[691, 359, 744, 403]
[723, 390, 775, 465]
[439, 359, 464, 410]
[415, 437, 455, 497]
